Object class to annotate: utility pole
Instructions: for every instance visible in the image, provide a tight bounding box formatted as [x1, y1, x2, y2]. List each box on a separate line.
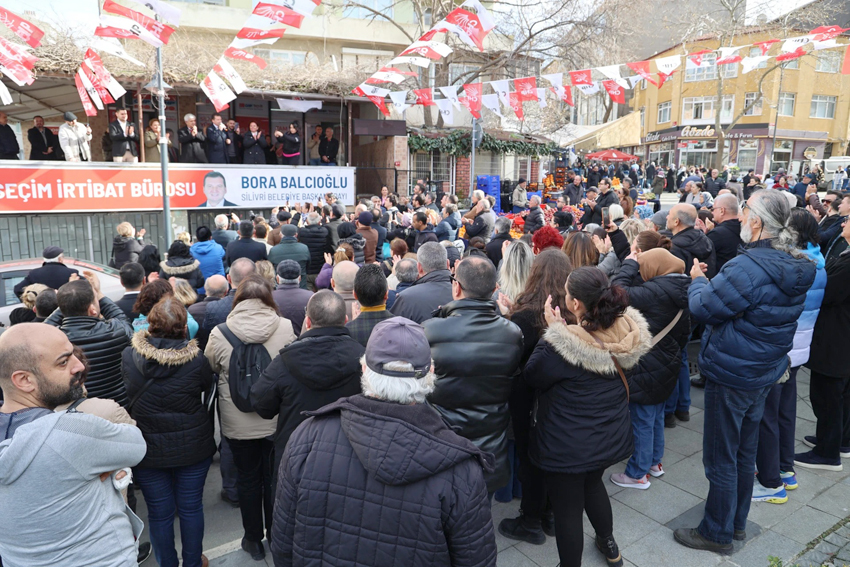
[768, 65, 785, 177]
[155, 17, 171, 248]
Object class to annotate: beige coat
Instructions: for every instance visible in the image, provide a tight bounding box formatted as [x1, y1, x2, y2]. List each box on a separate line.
[55, 397, 136, 425]
[205, 299, 296, 440]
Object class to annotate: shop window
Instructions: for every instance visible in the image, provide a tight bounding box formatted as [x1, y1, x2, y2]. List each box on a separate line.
[657, 101, 671, 124]
[744, 92, 762, 116]
[810, 95, 836, 119]
[771, 140, 793, 173]
[816, 51, 840, 73]
[778, 92, 795, 116]
[737, 139, 758, 171]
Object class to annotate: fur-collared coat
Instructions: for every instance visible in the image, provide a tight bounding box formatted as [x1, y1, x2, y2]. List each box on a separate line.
[158, 256, 204, 291]
[525, 307, 651, 474]
[121, 330, 216, 469]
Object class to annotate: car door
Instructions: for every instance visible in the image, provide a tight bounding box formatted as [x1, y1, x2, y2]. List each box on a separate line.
[0, 270, 30, 327]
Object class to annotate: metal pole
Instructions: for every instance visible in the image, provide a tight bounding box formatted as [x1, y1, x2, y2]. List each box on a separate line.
[469, 117, 477, 198]
[157, 43, 171, 248]
[768, 65, 785, 177]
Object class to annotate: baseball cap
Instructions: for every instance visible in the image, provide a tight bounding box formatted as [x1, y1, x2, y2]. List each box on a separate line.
[650, 211, 667, 228]
[281, 224, 298, 237]
[43, 246, 64, 259]
[276, 259, 301, 280]
[358, 211, 374, 226]
[63, 112, 77, 122]
[365, 317, 432, 378]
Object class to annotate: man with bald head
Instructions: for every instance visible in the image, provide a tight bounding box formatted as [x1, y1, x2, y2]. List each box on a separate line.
[190, 274, 229, 349]
[667, 204, 716, 279]
[0, 324, 147, 566]
[202, 258, 257, 331]
[331, 260, 360, 321]
[707, 194, 742, 272]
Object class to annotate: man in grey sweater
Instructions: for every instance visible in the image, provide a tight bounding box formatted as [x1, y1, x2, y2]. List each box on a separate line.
[0, 324, 147, 567]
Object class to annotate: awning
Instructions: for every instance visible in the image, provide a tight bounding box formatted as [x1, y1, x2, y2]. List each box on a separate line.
[569, 111, 641, 153]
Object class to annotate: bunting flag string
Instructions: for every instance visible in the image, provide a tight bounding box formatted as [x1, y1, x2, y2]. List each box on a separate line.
[0, 7, 44, 48]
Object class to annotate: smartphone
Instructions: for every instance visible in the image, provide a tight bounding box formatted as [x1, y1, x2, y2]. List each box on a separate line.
[601, 207, 611, 228]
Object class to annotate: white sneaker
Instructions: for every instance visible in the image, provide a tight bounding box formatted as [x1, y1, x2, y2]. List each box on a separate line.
[648, 464, 664, 478]
[752, 483, 788, 504]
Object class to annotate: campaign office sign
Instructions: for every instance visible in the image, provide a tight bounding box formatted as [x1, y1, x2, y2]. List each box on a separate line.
[0, 163, 356, 213]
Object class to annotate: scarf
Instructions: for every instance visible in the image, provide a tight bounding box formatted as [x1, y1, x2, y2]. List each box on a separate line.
[637, 248, 685, 281]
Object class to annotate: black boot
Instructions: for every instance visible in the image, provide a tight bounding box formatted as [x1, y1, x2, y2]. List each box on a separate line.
[241, 537, 266, 561]
[664, 413, 677, 428]
[595, 534, 623, 567]
[541, 512, 555, 537]
[673, 528, 733, 553]
[690, 375, 706, 389]
[675, 410, 690, 422]
[498, 514, 546, 545]
[137, 542, 152, 564]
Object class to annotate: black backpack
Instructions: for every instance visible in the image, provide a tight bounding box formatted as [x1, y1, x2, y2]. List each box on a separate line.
[216, 323, 272, 413]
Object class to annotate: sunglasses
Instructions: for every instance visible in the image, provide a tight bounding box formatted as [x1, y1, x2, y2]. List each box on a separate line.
[823, 199, 836, 204]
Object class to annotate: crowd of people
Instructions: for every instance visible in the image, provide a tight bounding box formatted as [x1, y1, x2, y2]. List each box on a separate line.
[0, 109, 341, 166]
[1, 171, 849, 567]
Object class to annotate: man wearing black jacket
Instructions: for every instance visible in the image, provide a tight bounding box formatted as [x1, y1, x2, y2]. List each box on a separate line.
[108, 108, 139, 162]
[584, 178, 619, 226]
[226, 221, 268, 265]
[27, 116, 60, 160]
[13, 247, 79, 298]
[319, 127, 339, 165]
[250, 290, 363, 490]
[178, 113, 207, 164]
[706, 194, 741, 272]
[486, 217, 513, 267]
[667, 204, 717, 278]
[0, 111, 19, 159]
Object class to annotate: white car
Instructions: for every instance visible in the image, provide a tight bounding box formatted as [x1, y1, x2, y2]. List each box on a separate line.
[0, 258, 125, 328]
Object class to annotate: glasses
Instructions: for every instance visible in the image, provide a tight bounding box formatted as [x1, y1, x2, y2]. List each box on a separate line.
[741, 202, 749, 211]
[823, 199, 836, 204]
[449, 275, 464, 290]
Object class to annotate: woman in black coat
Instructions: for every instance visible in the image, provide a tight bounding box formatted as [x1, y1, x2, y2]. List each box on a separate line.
[112, 222, 146, 269]
[526, 267, 651, 567]
[499, 249, 573, 545]
[122, 297, 215, 567]
[610, 248, 690, 488]
[159, 240, 204, 290]
[275, 122, 301, 165]
[242, 122, 268, 165]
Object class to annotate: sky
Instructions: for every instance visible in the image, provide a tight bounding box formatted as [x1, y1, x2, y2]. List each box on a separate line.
[5, 0, 101, 38]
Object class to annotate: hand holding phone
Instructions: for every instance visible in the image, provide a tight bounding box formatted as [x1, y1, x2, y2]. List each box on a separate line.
[601, 207, 611, 229]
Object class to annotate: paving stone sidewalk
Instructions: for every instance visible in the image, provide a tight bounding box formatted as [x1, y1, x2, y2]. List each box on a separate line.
[203, 366, 850, 567]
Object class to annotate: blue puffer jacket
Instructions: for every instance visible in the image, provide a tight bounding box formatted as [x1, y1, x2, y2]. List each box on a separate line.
[191, 240, 226, 294]
[788, 243, 826, 367]
[689, 241, 816, 390]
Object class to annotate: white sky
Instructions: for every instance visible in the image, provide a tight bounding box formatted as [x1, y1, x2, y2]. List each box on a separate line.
[5, 0, 100, 38]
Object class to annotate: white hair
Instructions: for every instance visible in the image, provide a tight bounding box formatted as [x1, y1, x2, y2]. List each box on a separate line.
[782, 191, 798, 209]
[43, 254, 63, 263]
[360, 357, 436, 405]
[184, 113, 195, 122]
[608, 204, 624, 221]
[214, 214, 228, 229]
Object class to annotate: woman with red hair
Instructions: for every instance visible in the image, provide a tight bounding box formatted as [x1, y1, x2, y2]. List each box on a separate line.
[532, 225, 565, 254]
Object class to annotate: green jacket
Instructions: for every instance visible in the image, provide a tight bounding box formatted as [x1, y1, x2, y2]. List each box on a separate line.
[268, 237, 311, 289]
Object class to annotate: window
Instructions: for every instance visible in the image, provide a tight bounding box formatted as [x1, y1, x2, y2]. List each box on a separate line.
[641, 78, 647, 90]
[657, 101, 671, 123]
[748, 47, 768, 69]
[778, 92, 795, 116]
[816, 51, 841, 73]
[810, 95, 837, 119]
[737, 139, 758, 171]
[253, 48, 309, 68]
[682, 95, 734, 124]
[772, 140, 793, 173]
[721, 58, 738, 79]
[449, 63, 478, 85]
[415, 8, 433, 26]
[341, 47, 394, 71]
[344, 0, 393, 19]
[744, 92, 762, 116]
[781, 59, 799, 70]
[721, 96, 734, 122]
[685, 52, 717, 82]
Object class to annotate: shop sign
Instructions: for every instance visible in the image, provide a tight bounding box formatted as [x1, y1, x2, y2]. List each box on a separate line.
[643, 131, 678, 144]
[680, 125, 715, 137]
[803, 146, 818, 159]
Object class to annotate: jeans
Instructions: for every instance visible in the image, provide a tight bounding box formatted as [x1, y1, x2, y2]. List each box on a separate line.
[699, 380, 771, 544]
[134, 457, 212, 567]
[810, 371, 850, 460]
[227, 437, 274, 543]
[511, 205, 526, 214]
[756, 368, 798, 488]
[308, 158, 322, 166]
[625, 401, 665, 478]
[666, 349, 692, 415]
[546, 469, 613, 567]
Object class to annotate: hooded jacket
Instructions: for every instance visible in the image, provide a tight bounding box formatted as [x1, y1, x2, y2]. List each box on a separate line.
[112, 235, 144, 269]
[190, 240, 226, 291]
[46, 297, 133, 406]
[424, 299, 523, 491]
[389, 269, 454, 324]
[612, 259, 691, 405]
[159, 256, 204, 291]
[270, 395, 497, 567]
[807, 249, 850, 378]
[525, 307, 651, 474]
[0, 411, 146, 567]
[339, 233, 367, 265]
[205, 299, 296, 440]
[788, 243, 826, 368]
[250, 326, 364, 480]
[122, 331, 216, 469]
[436, 214, 460, 242]
[671, 226, 717, 278]
[689, 242, 816, 389]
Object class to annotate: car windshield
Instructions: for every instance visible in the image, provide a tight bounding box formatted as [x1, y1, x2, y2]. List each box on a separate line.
[4, 275, 23, 306]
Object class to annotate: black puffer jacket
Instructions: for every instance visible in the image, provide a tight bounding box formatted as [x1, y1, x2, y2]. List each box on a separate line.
[271, 395, 497, 567]
[424, 299, 523, 491]
[112, 236, 144, 269]
[671, 226, 717, 278]
[250, 326, 364, 481]
[389, 269, 453, 324]
[122, 331, 216, 468]
[523, 206, 545, 234]
[706, 219, 741, 272]
[526, 307, 651, 474]
[46, 298, 133, 406]
[339, 234, 366, 266]
[612, 260, 691, 405]
[298, 224, 330, 275]
[159, 257, 204, 290]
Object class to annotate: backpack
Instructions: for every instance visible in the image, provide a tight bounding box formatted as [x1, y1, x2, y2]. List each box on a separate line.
[216, 323, 272, 413]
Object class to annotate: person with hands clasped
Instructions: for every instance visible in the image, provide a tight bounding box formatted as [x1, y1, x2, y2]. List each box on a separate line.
[275, 122, 301, 165]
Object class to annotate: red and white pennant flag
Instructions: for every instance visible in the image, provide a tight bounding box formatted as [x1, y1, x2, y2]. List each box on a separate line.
[252, 3, 305, 28]
[84, 49, 128, 100]
[202, 70, 237, 112]
[74, 71, 98, 117]
[0, 7, 44, 48]
[214, 58, 247, 94]
[102, 0, 175, 46]
[461, 82, 483, 118]
[231, 27, 285, 48]
[224, 47, 267, 69]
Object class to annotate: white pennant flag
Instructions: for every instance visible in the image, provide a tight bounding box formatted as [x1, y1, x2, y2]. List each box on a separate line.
[488, 79, 511, 107]
[576, 82, 600, 96]
[741, 55, 769, 74]
[536, 87, 548, 108]
[388, 55, 432, 68]
[77, 68, 104, 110]
[628, 75, 643, 89]
[615, 78, 631, 90]
[214, 57, 247, 94]
[439, 85, 461, 110]
[655, 55, 681, 75]
[368, 70, 407, 85]
[230, 36, 281, 49]
[717, 46, 742, 61]
[461, 0, 496, 30]
[389, 90, 411, 113]
[0, 80, 12, 105]
[358, 83, 390, 98]
[596, 64, 621, 80]
[90, 37, 145, 66]
[813, 38, 838, 50]
[435, 98, 455, 125]
[781, 37, 810, 52]
[201, 70, 237, 111]
[126, 0, 181, 26]
[481, 93, 504, 117]
[99, 15, 164, 48]
[541, 73, 563, 88]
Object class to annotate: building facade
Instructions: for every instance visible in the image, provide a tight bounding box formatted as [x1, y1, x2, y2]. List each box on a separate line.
[630, 30, 850, 175]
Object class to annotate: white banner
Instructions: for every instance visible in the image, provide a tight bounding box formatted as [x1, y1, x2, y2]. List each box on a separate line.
[481, 93, 503, 117]
[576, 82, 600, 95]
[741, 55, 769, 73]
[0, 80, 12, 105]
[439, 85, 461, 110]
[597, 64, 621, 79]
[461, 0, 496, 30]
[655, 55, 681, 75]
[90, 37, 144, 66]
[389, 90, 410, 113]
[536, 87, 547, 108]
[127, 0, 181, 26]
[276, 98, 322, 112]
[434, 98, 454, 125]
[541, 72, 563, 87]
[489, 79, 511, 107]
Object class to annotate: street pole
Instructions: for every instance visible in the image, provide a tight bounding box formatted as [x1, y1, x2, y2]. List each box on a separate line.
[469, 117, 477, 198]
[768, 65, 785, 177]
[156, 41, 171, 248]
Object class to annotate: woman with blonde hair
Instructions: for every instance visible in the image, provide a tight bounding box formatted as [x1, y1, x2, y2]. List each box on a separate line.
[619, 218, 644, 246]
[176, 232, 192, 246]
[255, 260, 276, 287]
[315, 243, 354, 289]
[497, 240, 534, 303]
[144, 118, 171, 163]
[562, 231, 599, 268]
[170, 277, 198, 308]
[10, 283, 49, 325]
[112, 221, 146, 269]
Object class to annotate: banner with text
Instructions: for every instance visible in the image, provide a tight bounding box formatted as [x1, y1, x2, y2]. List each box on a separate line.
[0, 163, 356, 213]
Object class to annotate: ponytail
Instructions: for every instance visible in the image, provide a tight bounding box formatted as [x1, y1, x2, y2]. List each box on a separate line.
[566, 267, 629, 332]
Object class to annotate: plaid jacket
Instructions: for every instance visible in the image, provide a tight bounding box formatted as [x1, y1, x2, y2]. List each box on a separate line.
[345, 309, 394, 347]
